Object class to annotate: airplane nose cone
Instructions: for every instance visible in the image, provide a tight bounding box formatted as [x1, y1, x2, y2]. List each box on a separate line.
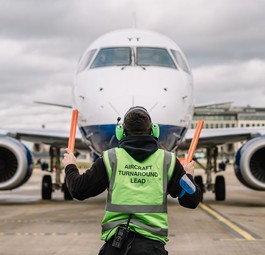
[75, 67, 193, 125]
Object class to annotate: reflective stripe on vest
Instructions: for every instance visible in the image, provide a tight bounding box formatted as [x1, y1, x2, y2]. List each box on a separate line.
[102, 218, 168, 236]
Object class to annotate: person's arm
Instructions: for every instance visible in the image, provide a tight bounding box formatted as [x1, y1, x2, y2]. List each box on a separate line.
[167, 159, 201, 209]
[62, 149, 109, 200]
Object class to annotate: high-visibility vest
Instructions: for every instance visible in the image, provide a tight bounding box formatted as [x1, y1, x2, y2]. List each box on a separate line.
[102, 147, 176, 244]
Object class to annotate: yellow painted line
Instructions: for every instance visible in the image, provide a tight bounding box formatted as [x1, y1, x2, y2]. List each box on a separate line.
[220, 238, 265, 241]
[199, 203, 256, 241]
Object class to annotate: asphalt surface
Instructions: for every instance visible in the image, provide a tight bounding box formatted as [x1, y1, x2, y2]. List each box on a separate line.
[0, 166, 264, 255]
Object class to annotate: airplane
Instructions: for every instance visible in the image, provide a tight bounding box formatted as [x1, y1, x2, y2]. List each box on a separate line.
[0, 29, 265, 201]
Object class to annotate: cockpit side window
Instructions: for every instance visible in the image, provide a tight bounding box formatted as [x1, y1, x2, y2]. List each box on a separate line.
[137, 47, 176, 69]
[171, 50, 191, 74]
[90, 47, 131, 68]
[77, 49, 97, 73]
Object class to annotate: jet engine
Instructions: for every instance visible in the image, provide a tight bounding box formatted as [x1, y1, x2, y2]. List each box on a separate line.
[234, 136, 265, 190]
[0, 136, 33, 190]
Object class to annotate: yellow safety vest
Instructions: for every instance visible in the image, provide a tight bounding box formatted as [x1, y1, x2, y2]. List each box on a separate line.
[102, 147, 175, 244]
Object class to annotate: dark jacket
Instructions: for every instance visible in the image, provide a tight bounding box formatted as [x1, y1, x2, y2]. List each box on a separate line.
[65, 135, 201, 209]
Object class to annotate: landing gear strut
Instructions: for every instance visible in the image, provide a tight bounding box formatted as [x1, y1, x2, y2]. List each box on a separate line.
[194, 146, 226, 201]
[41, 146, 73, 200]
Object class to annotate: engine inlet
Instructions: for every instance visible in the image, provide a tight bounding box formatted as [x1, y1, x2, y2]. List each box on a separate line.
[0, 148, 18, 183]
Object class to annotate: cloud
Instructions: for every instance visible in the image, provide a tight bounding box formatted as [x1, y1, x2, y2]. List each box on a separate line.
[0, 39, 74, 93]
[0, 0, 265, 129]
[193, 59, 265, 106]
[0, 82, 72, 129]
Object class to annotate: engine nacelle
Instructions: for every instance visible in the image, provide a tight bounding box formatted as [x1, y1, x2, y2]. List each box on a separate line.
[0, 136, 33, 190]
[234, 136, 265, 190]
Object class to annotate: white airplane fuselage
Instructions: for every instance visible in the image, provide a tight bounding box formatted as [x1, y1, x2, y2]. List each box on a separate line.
[2, 29, 265, 199]
[73, 29, 194, 154]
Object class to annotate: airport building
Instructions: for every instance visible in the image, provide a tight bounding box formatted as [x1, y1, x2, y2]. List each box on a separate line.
[190, 102, 265, 158]
[191, 102, 265, 129]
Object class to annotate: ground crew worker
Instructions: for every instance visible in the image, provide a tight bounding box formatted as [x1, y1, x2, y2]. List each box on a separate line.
[62, 106, 201, 255]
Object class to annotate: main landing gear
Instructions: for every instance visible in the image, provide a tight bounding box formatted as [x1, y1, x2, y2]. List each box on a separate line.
[194, 146, 226, 201]
[41, 146, 73, 200]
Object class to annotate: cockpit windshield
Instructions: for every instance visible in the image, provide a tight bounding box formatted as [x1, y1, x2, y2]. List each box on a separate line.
[136, 47, 176, 69]
[89, 47, 177, 70]
[170, 50, 191, 74]
[90, 47, 131, 68]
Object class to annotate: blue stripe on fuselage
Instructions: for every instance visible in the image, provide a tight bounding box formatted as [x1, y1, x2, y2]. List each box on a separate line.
[80, 124, 187, 154]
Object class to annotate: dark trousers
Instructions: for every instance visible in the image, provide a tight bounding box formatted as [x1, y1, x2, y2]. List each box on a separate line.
[98, 232, 168, 255]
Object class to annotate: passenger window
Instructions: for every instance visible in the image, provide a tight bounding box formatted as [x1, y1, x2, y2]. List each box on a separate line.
[171, 50, 191, 74]
[137, 47, 176, 69]
[77, 49, 96, 73]
[90, 47, 131, 68]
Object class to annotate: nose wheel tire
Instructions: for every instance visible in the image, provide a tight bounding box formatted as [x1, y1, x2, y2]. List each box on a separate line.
[215, 175, 226, 201]
[42, 175, 52, 200]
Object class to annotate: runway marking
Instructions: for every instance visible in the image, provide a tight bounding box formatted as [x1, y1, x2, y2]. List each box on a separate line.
[0, 232, 80, 237]
[0, 219, 97, 223]
[220, 238, 265, 242]
[199, 203, 256, 241]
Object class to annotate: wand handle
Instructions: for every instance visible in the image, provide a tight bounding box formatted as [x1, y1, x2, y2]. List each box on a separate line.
[186, 120, 204, 163]
[67, 109, 79, 152]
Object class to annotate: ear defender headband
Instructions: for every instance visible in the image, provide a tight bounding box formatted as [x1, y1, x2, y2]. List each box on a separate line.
[115, 106, 160, 141]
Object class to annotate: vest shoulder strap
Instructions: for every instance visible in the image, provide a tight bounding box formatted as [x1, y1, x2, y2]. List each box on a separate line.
[103, 148, 117, 183]
[164, 150, 176, 183]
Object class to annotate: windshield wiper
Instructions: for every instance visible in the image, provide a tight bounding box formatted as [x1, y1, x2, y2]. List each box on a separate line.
[135, 63, 149, 70]
[119, 64, 130, 70]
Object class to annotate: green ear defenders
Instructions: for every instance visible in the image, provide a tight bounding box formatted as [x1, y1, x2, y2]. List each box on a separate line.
[151, 123, 160, 139]
[115, 106, 160, 141]
[115, 123, 160, 141]
[115, 123, 126, 141]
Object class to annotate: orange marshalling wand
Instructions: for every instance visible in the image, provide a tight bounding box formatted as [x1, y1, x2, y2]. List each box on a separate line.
[186, 120, 204, 163]
[67, 109, 79, 152]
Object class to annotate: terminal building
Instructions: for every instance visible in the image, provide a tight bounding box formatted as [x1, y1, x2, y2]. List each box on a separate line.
[191, 102, 265, 129]
[190, 102, 265, 158]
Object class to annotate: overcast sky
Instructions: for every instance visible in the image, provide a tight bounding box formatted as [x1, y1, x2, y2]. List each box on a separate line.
[0, 0, 265, 129]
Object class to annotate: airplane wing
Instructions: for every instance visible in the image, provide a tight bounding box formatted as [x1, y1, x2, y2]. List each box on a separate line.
[2, 126, 264, 152]
[0, 127, 89, 194]
[0, 128, 88, 150]
[178, 126, 265, 201]
[0, 102, 87, 149]
[180, 127, 265, 149]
